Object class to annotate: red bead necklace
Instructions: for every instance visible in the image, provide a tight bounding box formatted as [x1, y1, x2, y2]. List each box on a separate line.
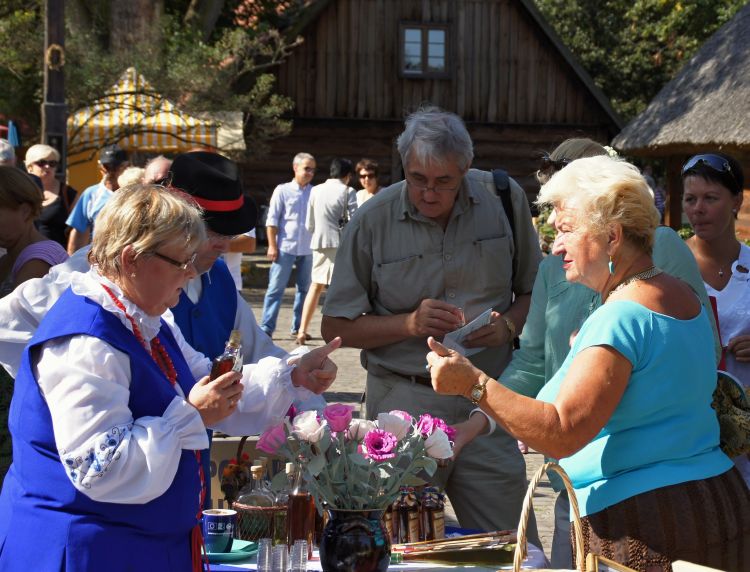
[101, 283, 177, 386]
[101, 282, 209, 570]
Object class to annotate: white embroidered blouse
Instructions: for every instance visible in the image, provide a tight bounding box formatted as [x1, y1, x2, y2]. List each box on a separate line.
[33, 268, 313, 504]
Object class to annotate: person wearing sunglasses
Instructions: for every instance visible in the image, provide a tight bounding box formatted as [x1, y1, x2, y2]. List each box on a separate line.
[355, 158, 382, 206]
[24, 144, 79, 248]
[65, 144, 129, 255]
[682, 153, 750, 479]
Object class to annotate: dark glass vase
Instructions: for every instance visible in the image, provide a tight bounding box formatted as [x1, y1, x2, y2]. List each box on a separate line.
[319, 509, 391, 572]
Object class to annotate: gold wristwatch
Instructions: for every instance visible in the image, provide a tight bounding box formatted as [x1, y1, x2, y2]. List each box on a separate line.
[470, 375, 489, 405]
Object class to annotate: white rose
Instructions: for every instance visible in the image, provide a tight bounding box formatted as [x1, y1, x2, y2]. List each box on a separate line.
[424, 428, 452, 459]
[292, 410, 325, 443]
[347, 418, 376, 442]
[377, 412, 411, 441]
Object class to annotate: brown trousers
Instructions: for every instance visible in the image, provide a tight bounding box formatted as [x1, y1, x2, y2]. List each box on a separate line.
[573, 468, 750, 572]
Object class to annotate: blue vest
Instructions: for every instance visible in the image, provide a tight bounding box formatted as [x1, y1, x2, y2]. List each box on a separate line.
[171, 259, 238, 509]
[0, 290, 203, 571]
[171, 259, 237, 360]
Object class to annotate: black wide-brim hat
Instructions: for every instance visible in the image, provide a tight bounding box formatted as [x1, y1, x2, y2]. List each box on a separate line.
[171, 151, 257, 235]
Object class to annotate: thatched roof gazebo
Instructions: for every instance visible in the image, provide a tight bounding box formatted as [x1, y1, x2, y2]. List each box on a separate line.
[612, 3, 750, 231]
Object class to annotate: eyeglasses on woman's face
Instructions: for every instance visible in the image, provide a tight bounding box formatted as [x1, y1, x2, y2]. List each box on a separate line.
[34, 160, 58, 169]
[539, 154, 570, 174]
[152, 251, 198, 271]
[359, 172, 377, 180]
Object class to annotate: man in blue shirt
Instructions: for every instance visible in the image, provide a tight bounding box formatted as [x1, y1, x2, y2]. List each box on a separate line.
[260, 152, 316, 338]
[65, 145, 128, 254]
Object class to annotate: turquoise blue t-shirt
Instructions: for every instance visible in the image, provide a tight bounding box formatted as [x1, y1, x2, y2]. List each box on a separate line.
[65, 182, 113, 236]
[537, 300, 731, 518]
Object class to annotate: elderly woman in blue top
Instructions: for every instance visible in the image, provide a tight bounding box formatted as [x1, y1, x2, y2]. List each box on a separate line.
[426, 155, 750, 572]
[0, 185, 341, 572]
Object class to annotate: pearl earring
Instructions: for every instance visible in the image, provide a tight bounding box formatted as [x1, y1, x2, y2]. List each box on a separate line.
[608, 256, 615, 275]
[130, 272, 136, 279]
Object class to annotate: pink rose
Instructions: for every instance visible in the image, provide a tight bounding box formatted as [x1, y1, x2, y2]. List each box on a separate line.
[433, 418, 456, 442]
[323, 403, 355, 432]
[363, 429, 398, 462]
[257, 423, 286, 454]
[417, 413, 437, 437]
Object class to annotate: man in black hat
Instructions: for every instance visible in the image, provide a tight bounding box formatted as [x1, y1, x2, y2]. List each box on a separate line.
[66, 144, 129, 254]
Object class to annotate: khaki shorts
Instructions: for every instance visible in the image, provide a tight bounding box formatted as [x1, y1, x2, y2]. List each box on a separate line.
[311, 247, 337, 285]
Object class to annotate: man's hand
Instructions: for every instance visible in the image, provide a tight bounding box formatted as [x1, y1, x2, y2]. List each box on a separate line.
[266, 244, 278, 263]
[292, 337, 343, 393]
[406, 299, 463, 338]
[464, 311, 511, 348]
[189, 370, 244, 426]
[728, 335, 750, 362]
[448, 413, 489, 461]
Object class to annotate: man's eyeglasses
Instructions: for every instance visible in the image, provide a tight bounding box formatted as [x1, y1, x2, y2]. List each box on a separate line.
[152, 251, 198, 271]
[360, 173, 377, 180]
[539, 154, 570, 173]
[405, 176, 461, 194]
[34, 160, 58, 169]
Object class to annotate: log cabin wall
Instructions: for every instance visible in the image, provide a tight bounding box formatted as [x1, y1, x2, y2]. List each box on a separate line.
[243, 0, 618, 204]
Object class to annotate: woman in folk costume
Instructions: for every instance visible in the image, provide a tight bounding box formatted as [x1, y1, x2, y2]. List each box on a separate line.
[0, 184, 341, 571]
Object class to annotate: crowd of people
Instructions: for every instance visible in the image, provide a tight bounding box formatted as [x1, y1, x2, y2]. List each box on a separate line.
[0, 105, 747, 571]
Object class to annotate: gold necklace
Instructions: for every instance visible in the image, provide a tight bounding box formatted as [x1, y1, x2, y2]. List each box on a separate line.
[607, 266, 662, 300]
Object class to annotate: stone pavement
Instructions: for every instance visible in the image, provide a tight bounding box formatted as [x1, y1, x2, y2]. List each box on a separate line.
[241, 283, 557, 558]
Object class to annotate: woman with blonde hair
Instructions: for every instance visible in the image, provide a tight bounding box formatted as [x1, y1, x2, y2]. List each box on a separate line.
[0, 166, 68, 297]
[427, 155, 749, 571]
[24, 144, 78, 247]
[0, 184, 341, 571]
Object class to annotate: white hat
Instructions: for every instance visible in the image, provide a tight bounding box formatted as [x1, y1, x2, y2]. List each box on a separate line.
[24, 144, 60, 167]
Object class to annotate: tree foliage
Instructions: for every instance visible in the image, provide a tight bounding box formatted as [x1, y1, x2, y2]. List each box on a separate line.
[0, 0, 308, 158]
[533, 0, 746, 121]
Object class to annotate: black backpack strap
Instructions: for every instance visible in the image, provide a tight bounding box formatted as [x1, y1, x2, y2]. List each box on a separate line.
[492, 169, 515, 238]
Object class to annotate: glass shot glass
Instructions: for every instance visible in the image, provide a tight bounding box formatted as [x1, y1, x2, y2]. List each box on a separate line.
[271, 543, 289, 572]
[257, 538, 273, 572]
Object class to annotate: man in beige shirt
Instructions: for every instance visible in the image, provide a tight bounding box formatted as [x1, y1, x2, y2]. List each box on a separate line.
[321, 107, 543, 542]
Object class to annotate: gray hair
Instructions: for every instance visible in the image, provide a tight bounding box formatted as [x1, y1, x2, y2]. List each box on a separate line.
[293, 152, 315, 166]
[90, 184, 206, 279]
[397, 106, 474, 171]
[0, 139, 15, 164]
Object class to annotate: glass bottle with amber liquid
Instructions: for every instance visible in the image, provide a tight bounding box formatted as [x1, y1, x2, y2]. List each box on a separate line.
[287, 461, 315, 558]
[210, 330, 242, 380]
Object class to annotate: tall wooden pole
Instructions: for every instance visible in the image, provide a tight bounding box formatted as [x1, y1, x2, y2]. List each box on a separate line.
[42, 0, 67, 178]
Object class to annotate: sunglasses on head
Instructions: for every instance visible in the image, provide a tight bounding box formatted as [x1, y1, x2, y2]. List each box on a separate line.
[34, 160, 58, 169]
[539, 154, 570, 173]
[681, 154, 732, 177]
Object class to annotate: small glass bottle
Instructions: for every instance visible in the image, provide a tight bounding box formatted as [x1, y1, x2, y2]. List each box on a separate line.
[210, 329, 242, 380]
[287, 461, 315, 558]
[237, 466, 275, 507]
[420, 487, 445, 541]
[272, 463, 294, 545]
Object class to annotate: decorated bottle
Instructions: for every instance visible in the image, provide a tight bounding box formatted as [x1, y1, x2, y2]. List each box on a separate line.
[396, 486, 421, 544]
[287, 461, 315, 558]
[210, 329, 242, 380]
[420, 487, 445, 541]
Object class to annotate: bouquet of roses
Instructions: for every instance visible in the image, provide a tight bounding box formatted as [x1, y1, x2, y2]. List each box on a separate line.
[256, 404, 455, 510]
